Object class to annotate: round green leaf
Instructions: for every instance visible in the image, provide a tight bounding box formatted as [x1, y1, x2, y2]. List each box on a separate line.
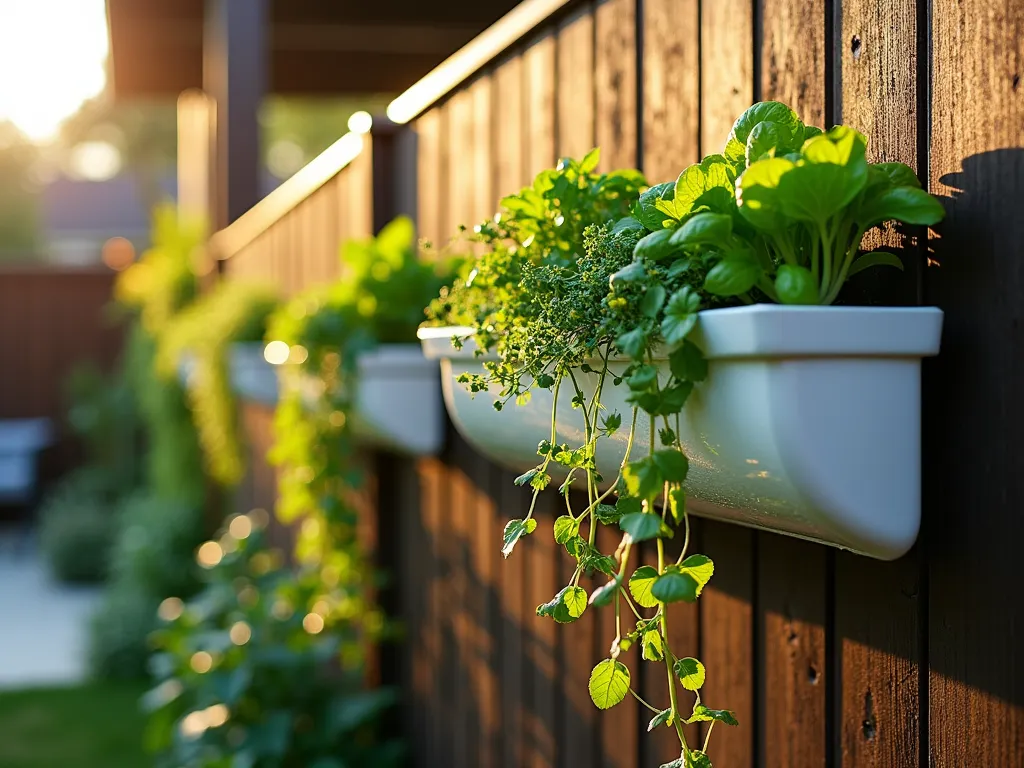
[589, 659, 630, 710]
[679, 554, 715, 594]
[553, 515, 580, 545]
[501, 518, 537, 558]
[674, 656, 706, 691]
[669, 212, 733, 248]
[652, 449, 689, 483]
[651, 570, 700, 603]
[628, 566, 661, 608]
[589, 576, 621, 608]
[705, 253, 763, 296]
[775, 264, 819, 305]
[635, 228, 681, 262]
[642, 629, 665, 662]
[563, 586, 588, 619]
[619, 512, 664, 542]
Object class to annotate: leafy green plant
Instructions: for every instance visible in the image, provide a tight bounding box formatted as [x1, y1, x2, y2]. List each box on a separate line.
[430, 108, 945, 767]
[39, 471, 117, 583]
[144, 513, 404, 768]
[267, 215, 452, 618]
[631, 101, 944, 305]
[158, 280, 279, 486]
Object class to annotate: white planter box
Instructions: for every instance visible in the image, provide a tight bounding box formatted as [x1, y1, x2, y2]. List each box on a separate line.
[0, 418, 53, 503]
[225, 342, 444, 456]
[419, 305, 943, 560]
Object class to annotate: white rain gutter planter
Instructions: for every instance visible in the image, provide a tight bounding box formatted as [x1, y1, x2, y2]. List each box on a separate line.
[224, 342, 444, 456]
[419, 305, 943, 560]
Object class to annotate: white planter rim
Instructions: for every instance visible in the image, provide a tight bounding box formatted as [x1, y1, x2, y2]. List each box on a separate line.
[418, 304, 944, 362]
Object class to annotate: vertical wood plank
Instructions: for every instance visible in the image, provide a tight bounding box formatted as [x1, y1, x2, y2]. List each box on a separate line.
[499, 470, 528, 768]
[700, 523, 756, 768]
[415, 109, 443, 248]
[523, 32, 557, 179]
[837, 2, 923, 767]
[446, 89, 477, 240]
[494, 55, 528, 195]
[929, 0, 1024, 764]
[642, 0, 699, 181]
[700, 0, 755, 153]
[596, 523, 639, 768]
[595, 0, 638, 171]
[419, 456, 450, 766]
[556, 6, 595, 160]
[758, 535, 828, 768]
[761, 0, 827, 128]
[469, 76, 494, 223]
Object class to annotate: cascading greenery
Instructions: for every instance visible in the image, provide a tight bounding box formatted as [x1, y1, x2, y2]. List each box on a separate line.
[426, 102, 944, 768]
[157, 279, 279, 487]
[266, 215, 455, 659]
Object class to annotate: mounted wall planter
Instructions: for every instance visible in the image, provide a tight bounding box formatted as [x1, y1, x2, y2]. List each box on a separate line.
[225, 342, 444, 456]
[420, 305, 943, 560]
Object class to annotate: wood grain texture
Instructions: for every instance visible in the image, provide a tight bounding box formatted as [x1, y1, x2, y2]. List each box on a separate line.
[642, 0, 699, 182]
[499, 471, 529, 768]
[761, 0, 826, 128]
[836, 3, 923, 767]
[493, 55, 528, 194]
[928, 0, 1024, 764]
[758, 535, 828, 768]
[594, 0, 637, 171]
[445, 88, 476, 242]
[523, 31, 557, 178]
[415, 109, 443, 247]
[555, 6, 595, 160]
[448, 436, 477, 768]
[700, 523, 755, 768]
[469, 76, 495, 223]
[597, 521, 639, 768]
[700, 0, 754, 156]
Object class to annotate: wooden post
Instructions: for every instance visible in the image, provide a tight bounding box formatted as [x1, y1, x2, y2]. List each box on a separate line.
[204, 0, 268, 230]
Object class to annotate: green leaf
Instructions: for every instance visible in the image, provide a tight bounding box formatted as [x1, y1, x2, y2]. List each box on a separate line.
[635, 181, 677, 228]
[736, 157, 795, 231]
[688, 751, 713, 768]
[615, 327, 649, 360]
[580, 147, 601, 174]
[679, 554, 715, 594]
[652, 449, 689, 483]
[627, 364, 659, 391]
[746, 120, 782, 164]
[648, 707, 674, 732]
[589, 659, 631, 709]
[620, 512, 666, 542]
[622, 458, 662, 501]
[610, 260, 647, 286]
[642, 629, 665, 661]
[668, 487, 686, 524]
[616, 495, 643, 516]
[847, 250, 905, 277]
[775, 264, 819, 305]
[686, 704, 739, 726]
[651, 569, 700, 603]
[777, 161, 864, 224]
[553, 515, 581, 544]
[871, 161, 922, 189]
[641, 285, 668, 318]
[603, 411, 622, 434]
[514, 468, 539, 487]
[502, 518, 537, 557]
[595, 503, 622, 524]
[705, 251, 762, 296]
[674, 656, 706, 691]
[536, 585, 589, 623]
[628, 565, 661, 608]
[856, 186, 945, 228]
[660, 759, 684, 768]
[669, 212, 733, 248]
[660, 286, 701, 349]
[535, 373, 555, 388]
[589, 576, 621, 607]
[729, 101, 804, 154]
[669, 340, 708, 382]
[530, 472, 551, 491]
[635, 228, 682, 262]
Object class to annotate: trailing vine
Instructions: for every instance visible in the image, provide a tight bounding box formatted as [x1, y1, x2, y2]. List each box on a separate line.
[426, 103, 945, 768]
[266, 215, 454, 655]
[158, 279, 279, 487]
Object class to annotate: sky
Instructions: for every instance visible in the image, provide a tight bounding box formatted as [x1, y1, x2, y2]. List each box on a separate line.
[0, 0, 109, 142]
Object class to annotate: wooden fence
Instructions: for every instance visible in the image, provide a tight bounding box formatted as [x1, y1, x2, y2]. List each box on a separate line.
[0, 266, 123, 493]
[218, 0, 1024, 765]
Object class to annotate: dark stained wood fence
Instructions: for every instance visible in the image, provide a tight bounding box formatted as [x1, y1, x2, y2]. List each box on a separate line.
[0, 266, 123, 491]
[217, 0, 1024, 765]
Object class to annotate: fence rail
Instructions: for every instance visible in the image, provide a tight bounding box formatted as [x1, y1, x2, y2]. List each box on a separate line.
[217, 0, 1024, 765]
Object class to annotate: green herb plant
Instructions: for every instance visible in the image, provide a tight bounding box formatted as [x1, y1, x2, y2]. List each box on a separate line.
[430, 105, 945, 768]
[158, 279, 279, 486]
[267, 215, 453, 639]
[144, 512, 404, 768]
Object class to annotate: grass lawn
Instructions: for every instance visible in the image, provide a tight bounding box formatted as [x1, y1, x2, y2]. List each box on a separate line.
[0, 681, 149, 768]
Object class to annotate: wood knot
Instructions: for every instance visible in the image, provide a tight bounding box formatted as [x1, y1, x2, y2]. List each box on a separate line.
[851, 35, 863, 60]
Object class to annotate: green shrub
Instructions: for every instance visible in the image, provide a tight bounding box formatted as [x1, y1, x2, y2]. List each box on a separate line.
[143, 513, 403, 768]
[39, 471, 117, 583]
[88, 492, 205, 679]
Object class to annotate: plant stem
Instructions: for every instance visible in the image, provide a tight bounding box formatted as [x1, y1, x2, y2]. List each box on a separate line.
[630, 688, 662, 714]
[659, 535, 691, 758]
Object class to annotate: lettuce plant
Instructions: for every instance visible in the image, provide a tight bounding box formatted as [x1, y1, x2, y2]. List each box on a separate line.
[633, 101, 945, 305]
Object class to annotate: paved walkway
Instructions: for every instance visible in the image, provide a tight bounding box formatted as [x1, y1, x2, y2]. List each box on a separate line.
[0, 536, 101, 689]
